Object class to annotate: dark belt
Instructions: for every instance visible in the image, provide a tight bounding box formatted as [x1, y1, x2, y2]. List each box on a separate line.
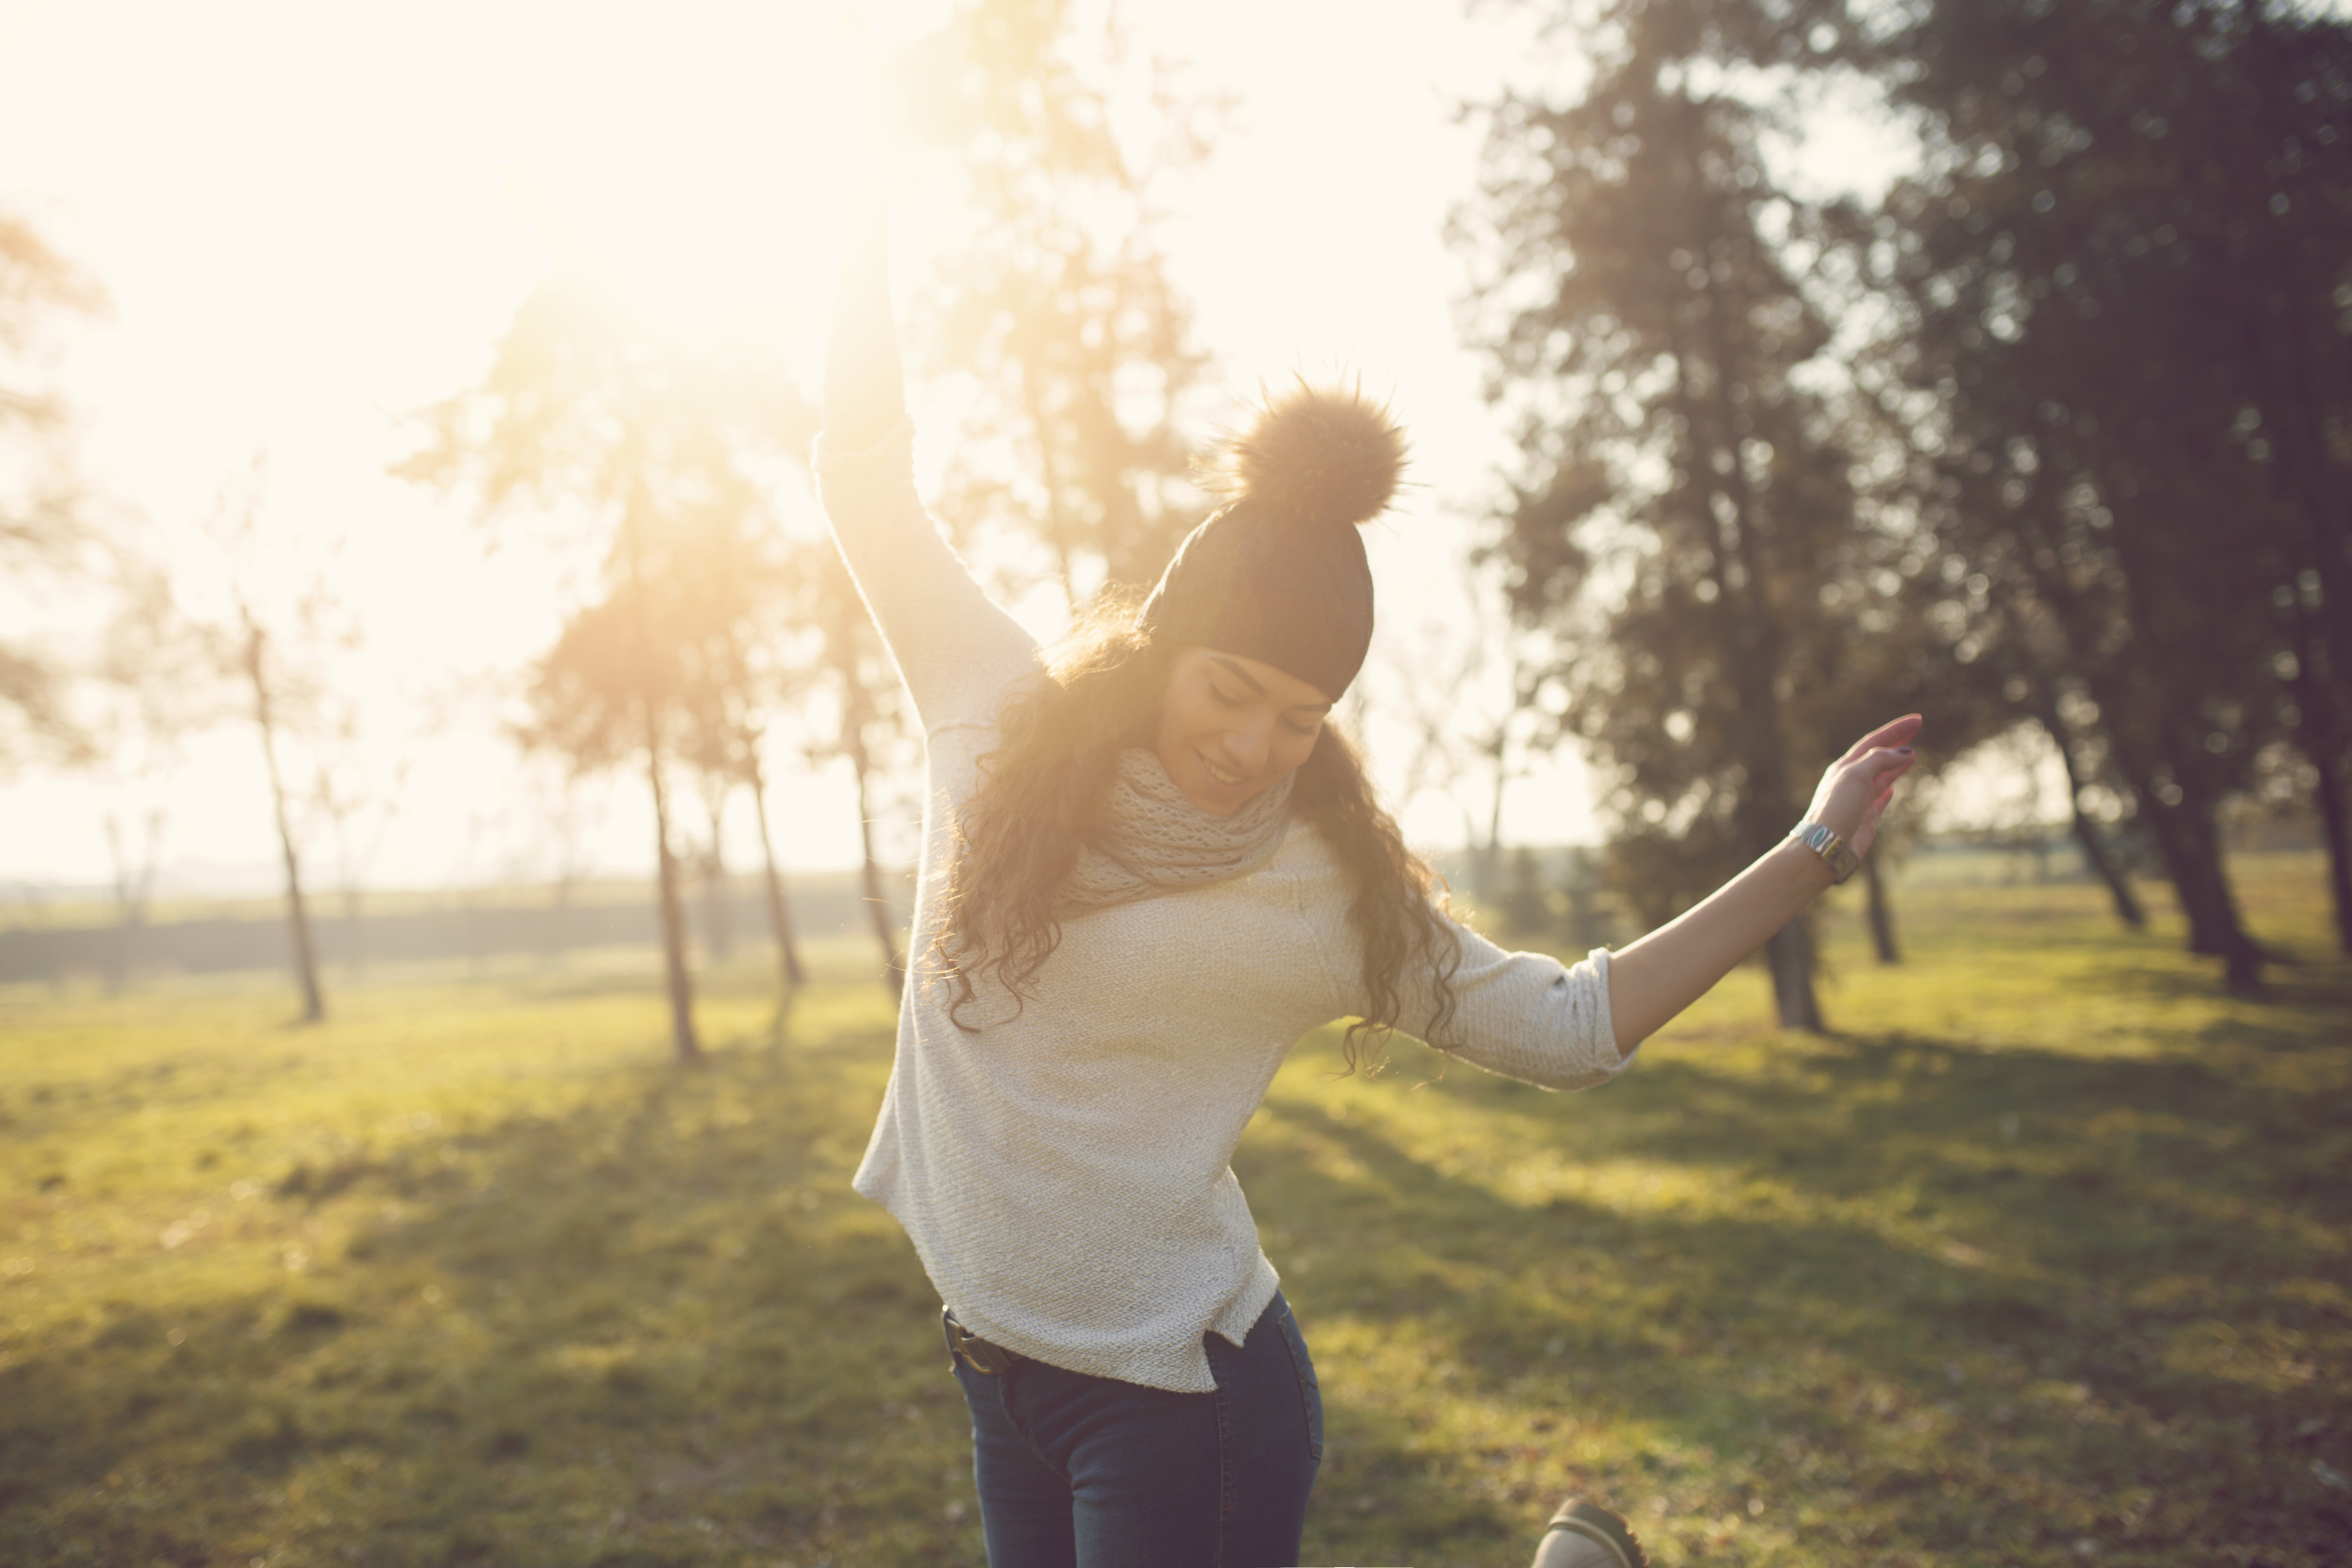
[944, 1311, 1021, 1376]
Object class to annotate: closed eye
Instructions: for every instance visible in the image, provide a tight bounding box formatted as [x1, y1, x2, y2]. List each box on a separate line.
[1208, 683, 1243, 707]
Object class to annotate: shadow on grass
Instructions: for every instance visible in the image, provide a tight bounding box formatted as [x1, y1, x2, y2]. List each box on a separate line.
[1242, 1027, 2352, 1566]
[0, 1026, 985, 1568]
[4, 950, 2346, 1568]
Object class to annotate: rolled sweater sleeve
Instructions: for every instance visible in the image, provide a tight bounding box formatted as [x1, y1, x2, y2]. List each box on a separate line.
[813, 419, 1040, 731]
[1326, 902, 1632, 1091]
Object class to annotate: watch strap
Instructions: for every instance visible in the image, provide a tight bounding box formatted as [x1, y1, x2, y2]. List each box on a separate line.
[1789, 820, 1859, 884]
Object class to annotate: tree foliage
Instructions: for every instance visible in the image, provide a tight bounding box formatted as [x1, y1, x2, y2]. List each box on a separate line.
[1457, 0, 2352, 1004]
[884, 0, 1218, 604]
[401, 240, 819, 1056]
[1460, 0, 1898, 1026]
[1864, 0, 2352, 978]
[0, 210, 106, 768]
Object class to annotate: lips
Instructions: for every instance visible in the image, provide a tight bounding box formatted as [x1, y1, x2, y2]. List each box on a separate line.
[1196, 751, 1250, 788]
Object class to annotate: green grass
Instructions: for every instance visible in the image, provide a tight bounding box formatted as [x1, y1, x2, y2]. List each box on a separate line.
[2, 865, 2347, 1566]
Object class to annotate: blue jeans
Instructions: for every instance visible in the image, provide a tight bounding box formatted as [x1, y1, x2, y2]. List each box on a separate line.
[945, 1292, 1324, 1568]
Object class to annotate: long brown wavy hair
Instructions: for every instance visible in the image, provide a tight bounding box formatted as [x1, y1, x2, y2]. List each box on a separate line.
[927, 590, 1463, 1073]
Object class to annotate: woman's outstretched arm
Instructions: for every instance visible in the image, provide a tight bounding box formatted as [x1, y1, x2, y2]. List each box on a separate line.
[1603, 715, 1922, 1057]
[813, 161, 1038, 731]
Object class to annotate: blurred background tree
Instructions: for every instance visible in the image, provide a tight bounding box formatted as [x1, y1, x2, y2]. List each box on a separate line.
[0, 209, 105, 771]
[1862, 0, 2352, 986]
[882, 0, 1222, 606]
[398, 232, 818, 1061]
[1458, 0, 1875, 1029]
[809, 552, 916, 991]
[73, 563, 217, 994]
[664, 533, 819, 996]
[1453, 0, 2351, 1009]
[305, 675, 468, 982]
[182, 457, 343, 1025]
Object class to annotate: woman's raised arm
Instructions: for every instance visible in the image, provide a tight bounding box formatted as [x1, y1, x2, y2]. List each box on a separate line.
[1602, 715, 1923, 1057]
[813, 162, 1038, 731]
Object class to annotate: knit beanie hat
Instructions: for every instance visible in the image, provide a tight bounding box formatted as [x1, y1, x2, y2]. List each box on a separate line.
[1136, 383, 1407, 700]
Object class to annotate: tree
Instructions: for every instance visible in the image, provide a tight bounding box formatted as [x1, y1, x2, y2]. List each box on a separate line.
[883, 0, 1220, 605]
[1, 210, 105, 769]
[180, 461, 337, 1024]
[306, 679, 461, 979]
[1375, 588, 1547, 907]
[741, 739, 808, 991]
[690, 768, 735, 964]
[1864, 0, 2352, 983]
[1459, 0, 1870, 1030]
[1986, 601, 2147, 930]
[517, 758, 615, 970]
[238, 606, 326, 1022]
[74, 565, 216, 992]
[401, 238, 816, 1060]
[666, 526, 819, 994]
[521, 582, 698, 1053]
[812, 553, 913, 991]
[2223, 4, 2352, 953]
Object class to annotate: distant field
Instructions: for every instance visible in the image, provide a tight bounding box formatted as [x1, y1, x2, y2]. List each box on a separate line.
[2, 860, 2346, 1566]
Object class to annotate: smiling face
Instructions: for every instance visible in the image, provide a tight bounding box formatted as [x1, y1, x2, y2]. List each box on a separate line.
[1152, 646, 1334, 815]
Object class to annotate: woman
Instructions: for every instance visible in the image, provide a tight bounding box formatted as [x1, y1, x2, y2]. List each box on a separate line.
[816, 171, 1919, 1568]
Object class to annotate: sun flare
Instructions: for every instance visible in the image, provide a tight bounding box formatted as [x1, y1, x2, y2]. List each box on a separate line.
[501, 5, 868, 330]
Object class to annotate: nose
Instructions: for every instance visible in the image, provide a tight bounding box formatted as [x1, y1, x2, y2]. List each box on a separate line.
[1222, 712, 1273, 773]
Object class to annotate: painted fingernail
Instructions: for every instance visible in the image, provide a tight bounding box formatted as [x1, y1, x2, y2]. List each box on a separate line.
[1896, 746, 1915, 755]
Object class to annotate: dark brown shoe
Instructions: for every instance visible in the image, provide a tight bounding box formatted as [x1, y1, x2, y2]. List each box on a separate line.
[1532, 1497, 1650, 1568]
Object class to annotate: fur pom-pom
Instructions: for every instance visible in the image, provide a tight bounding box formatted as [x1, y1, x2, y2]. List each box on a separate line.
[1202, 381, 1406, 530]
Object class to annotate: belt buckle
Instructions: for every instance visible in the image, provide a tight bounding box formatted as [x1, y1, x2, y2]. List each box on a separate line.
[946, 1315, 1013, 1376]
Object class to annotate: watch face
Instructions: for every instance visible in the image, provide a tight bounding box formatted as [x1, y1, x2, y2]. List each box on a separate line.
[1794, 823, 1855, 882]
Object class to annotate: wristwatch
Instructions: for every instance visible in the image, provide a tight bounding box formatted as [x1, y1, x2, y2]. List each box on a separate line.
[1789, 820, 1859, 884]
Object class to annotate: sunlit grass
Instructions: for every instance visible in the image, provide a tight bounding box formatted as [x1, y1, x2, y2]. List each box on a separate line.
[3, 864, 2347, 1565]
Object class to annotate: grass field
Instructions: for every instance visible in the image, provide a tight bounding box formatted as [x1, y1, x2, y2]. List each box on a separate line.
[3, 860, 2348, 1567]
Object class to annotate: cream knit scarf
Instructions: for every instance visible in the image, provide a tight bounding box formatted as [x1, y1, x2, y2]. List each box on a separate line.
[1056, 748, 1295, 915]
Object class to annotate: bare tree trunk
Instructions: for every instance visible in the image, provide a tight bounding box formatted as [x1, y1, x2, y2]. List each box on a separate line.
[2069, 809, 2146, 929]
[698, 773, 733, 963]
[840, 704, 905, 994]
[103, 844, 133, 998]
[1862, 852, 1900, 965]
[242, 619, 324, 1023]
[2118, 744, 2263, 993]
[826, 580, 907, 996]
[2032, 708, 2145, 929]
[643, 711, 703, 1062]
[616, 470, 701, 1062]
[746, 751, 806, 989]
[2308, 735, 2352, 956]
[1478, 730, 1508, 906]
[545, 869, 572, 972]
[340, 884, 366, 980]
[2290, 655, 2352, 954]
[854, 777, 904, 994]
[101, 805, 163, 996]
[2159, 812, 2261, 992]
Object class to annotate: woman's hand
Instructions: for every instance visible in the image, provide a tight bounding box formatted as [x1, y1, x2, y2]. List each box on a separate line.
[1605, 714, 1925, 1056]
[1801, 714, 1923, 861]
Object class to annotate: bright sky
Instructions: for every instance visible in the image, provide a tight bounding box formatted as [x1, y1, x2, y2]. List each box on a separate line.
[0, 0, 1938, 902]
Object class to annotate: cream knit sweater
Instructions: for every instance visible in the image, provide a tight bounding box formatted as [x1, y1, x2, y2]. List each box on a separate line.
[817, 422, 1633, 1394]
